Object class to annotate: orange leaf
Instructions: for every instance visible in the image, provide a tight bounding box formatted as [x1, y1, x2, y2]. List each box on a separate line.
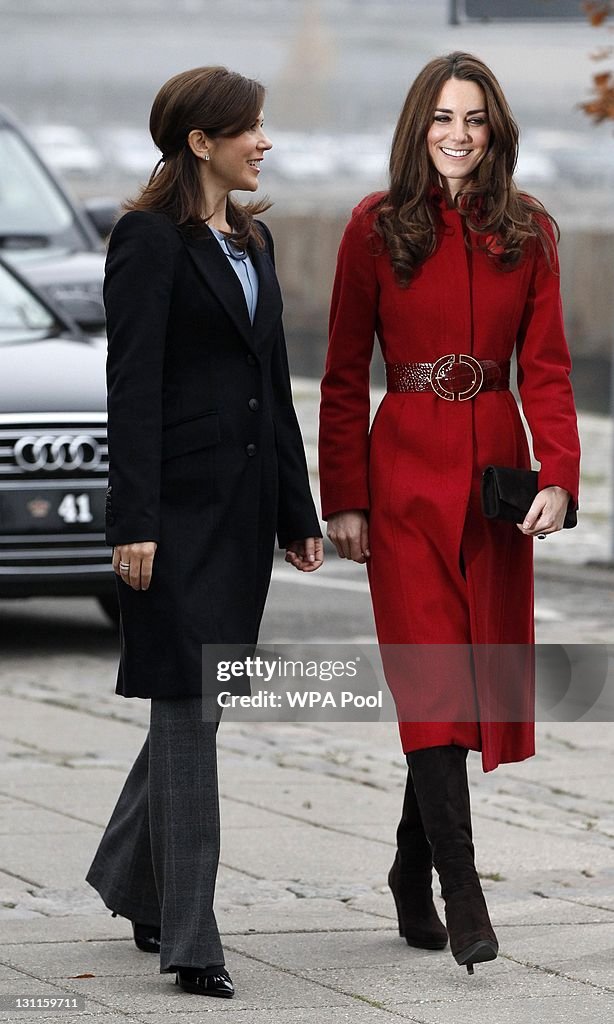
[583, 0, 612, 24]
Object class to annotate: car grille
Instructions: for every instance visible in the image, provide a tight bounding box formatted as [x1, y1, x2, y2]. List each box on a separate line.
[0, 413, 111, 578]
[0, 413, 108, 478]
[0, 535, 111, 573]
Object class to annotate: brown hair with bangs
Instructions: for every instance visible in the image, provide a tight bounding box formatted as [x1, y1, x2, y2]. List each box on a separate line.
[375, 51, 558, 286]
[125, 66, 271, 249]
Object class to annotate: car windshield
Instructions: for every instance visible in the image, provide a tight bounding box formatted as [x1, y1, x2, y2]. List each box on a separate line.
[0, 125, 79, 241]
[0, 261, 59, 342]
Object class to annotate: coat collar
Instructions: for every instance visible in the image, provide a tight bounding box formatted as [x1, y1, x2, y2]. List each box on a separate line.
[180, 223, 281, 351]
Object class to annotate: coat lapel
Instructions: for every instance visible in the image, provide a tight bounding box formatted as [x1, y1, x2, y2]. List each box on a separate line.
[248, 231, 283, 344]
[182, 228, 254, 348]
[181, 225, 282, 352]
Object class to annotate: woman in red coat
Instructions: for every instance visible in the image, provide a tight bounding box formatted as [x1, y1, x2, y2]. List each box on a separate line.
[319, 52, 580, 974]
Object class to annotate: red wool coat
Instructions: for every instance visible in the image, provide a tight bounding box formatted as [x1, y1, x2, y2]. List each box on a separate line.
[319, 193, 581, 772]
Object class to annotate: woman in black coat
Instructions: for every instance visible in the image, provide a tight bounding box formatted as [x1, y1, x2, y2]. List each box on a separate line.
[86, 66, 323, 998]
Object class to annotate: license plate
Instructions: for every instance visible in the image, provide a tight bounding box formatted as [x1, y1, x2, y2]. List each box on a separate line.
[0, 488, 106, 534]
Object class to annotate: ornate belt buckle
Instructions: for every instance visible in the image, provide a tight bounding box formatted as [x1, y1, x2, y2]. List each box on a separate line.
[429, 353, 484, 401]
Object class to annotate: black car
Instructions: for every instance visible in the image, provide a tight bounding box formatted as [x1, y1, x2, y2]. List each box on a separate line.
[0, 255, 117, 622]
[0, 106, 117, 332]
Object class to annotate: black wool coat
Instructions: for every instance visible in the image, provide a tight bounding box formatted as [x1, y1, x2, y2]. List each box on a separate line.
[104, 210, 321, 698]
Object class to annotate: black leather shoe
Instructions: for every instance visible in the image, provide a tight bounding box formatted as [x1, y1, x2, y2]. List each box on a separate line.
[132, 921, 161, 954]
[175, 966, 234, 998]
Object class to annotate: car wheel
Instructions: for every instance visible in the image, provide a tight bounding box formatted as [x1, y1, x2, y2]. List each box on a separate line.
[98, 593, 120, 626]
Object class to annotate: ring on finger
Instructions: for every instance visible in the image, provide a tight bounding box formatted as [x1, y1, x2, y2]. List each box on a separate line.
[119, 561, 130, 571]
[537, 534, 547, 540]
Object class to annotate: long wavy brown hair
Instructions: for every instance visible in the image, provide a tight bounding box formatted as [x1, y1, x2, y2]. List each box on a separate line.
[375, 52, 558, 286]
[125, 66, 271, 249]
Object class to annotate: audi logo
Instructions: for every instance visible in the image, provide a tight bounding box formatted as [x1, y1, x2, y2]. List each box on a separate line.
[13, 434, 102, 472]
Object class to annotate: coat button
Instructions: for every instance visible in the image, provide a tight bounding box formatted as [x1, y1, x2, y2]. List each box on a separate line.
[248, 398, 259, 411]
[246, 443, 257, 457]
[246, 353, 257, 366]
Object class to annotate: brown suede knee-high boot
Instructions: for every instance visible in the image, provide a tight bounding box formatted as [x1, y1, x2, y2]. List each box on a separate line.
[406, 745, 498, 973]
[388, 768, 448, 950]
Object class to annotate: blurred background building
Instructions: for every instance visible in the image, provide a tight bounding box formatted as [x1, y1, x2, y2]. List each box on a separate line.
[1, 0, 613, 407]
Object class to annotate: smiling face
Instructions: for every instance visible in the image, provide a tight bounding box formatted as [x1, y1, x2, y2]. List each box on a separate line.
[205, 111, 272, 194]
[426, 78, 491, 200]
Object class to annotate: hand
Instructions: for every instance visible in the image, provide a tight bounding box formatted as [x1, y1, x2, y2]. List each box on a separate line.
[326, 510, 370, 563]
[517, 486, 571, 538]
[285, 537, 324, 572]
[112, 541, 158, 590]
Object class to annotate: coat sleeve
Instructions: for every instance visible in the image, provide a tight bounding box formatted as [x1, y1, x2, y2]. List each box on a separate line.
[318, 204, 378, 519]
[257, 221, 322, 548]
[515, 220, 581, 508]
[104, 210, 180, 546]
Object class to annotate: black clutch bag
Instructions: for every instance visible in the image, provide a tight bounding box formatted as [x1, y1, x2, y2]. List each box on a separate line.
[481, 465, 577, 529]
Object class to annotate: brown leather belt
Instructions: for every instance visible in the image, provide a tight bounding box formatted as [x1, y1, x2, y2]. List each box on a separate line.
[385, 355, 510, 402]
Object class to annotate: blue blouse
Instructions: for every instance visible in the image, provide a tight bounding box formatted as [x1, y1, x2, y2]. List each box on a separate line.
[209, 226, 259, 324]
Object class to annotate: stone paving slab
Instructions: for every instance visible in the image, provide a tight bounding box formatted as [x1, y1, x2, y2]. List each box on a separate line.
[472, 798, 614, 843]
[0, 833, 101, 890]
[0, 867, 38, 897]
[218, 757, 363, 787]
[0, 1016, 142, 1024]
[0, 884, 107, 922]
[140, 1009, 415, 1024]
[1, 792, 122, 833]
[0, 765, 127, 791]
[298, 953, 593, 1008]
[537, 722, 614, 751]
[217, 897, 394, 935]
[59, 954, 360, 1014]
[0, 980, 114, 1024]
[220, 801, 311, 831]
[348, 886, 614, 928]
[220, 824, 390, 887]
[0, 799, 101, 836]
[0, 963, 39, 982]
[0, 914, 127, 945]
[219, 779, 402, 828]
[472, 774, 614, 819]
[504, 921, 614, 988]
[0, 939, 154, 981]
[0, 696, 145, 761]
[504, 750, 614, 783]
[225, 929, 438, 972]
[470, 816, 614, 874]
[400, 993, 614, 1024]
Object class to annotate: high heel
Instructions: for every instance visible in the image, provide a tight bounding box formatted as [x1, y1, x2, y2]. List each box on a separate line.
[456, 938, 498, 974]
[406, 746, 499, 974]
[131, 921, 161, 954]
[446, 885, 498, 972]
[110, 912, 161, 954]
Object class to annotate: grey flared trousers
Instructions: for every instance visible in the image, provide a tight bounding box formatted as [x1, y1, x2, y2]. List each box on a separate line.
[85, 697, 224, 973]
